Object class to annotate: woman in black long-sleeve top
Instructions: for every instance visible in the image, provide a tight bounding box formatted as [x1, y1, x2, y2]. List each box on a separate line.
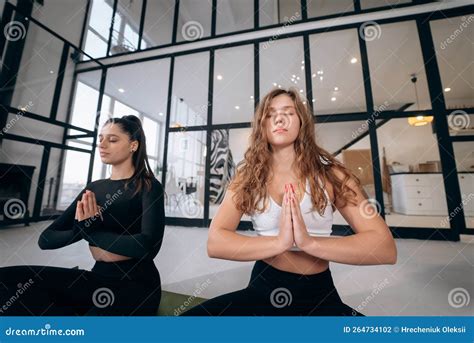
[0, 115, 165, 316]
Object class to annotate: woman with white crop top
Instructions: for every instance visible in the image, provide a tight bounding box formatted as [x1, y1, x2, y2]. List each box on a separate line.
[182, 88, 397, 316]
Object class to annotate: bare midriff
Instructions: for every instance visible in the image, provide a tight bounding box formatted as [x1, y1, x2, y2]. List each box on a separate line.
[89, 245, 132, 262]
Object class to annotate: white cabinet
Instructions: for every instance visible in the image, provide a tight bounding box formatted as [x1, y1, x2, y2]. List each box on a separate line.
[390, 173, 474, 216]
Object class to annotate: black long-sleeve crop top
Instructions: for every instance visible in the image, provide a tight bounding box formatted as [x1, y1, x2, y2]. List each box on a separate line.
[38, 177, 165, 260]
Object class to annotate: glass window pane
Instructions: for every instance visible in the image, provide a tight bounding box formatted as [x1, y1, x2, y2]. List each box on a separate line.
[58, 150, 91, 210]
[148, 158, 157, 171]
[165, 130, 206, 219]
[83, 30, 108, 60]
[4, 114, 63, 145]
[41, 147, 63, 216]
[453, 141, 474, 229]
[84, 0, 113, 58]
[361, 0, 411, 10]
[30, 0, 87, 47]
[315, 120, 374, 226]
[213, 45, 254, 124]
[209, 128, 252, 221]
[366, 21, 431, 111]
[92, 146, 108, 181]
[69, 71, 102, 131]
[430, 16, 474, 109]
[259, 37, 306, 99]
[56, 49, 84, 123]
[307, 0, 354, 18]
[176, 0, 211, 42]
[42, 147, 94, 216]
[110, 0, 142, 55]
[171, 52, 209, 127]
[148, 158, 161, 179]
[89, 0, 113, 34]
[10, 23, 63, 118]
[90, 95, 112, 182]
[104, 59, 170, 122]
[113, 101, 139, 117]
[309, 29, 366, 114]
[315, 120, 370, 157]
[216, 0, 254, 35]
[143, 116, 158, 156]
[447, 111, 474, 137]
[103, 58, 169, 176]
[377, 117, 448, 228]
[91, 93, 111, 182]
[141, 0, 174, 48]
[97, 94, 112, 131]
[259, 0, 301, 27]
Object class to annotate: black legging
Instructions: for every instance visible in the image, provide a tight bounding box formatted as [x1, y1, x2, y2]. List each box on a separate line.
[0, 259, 161, 316]
[182, 260, 365, 316]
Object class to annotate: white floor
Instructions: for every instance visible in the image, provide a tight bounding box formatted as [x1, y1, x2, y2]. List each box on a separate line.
[0, 222, 473, 316]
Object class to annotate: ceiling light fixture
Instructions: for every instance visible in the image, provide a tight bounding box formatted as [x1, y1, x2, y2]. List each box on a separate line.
[408, 74, 433, 127]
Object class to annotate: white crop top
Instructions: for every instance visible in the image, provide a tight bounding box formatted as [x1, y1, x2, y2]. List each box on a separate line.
[250, 178, 333, 251]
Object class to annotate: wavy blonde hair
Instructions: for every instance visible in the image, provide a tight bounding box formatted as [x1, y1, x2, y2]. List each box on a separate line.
[229, 88, 360, 215]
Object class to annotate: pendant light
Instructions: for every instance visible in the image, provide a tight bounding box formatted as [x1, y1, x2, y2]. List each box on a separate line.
[407, 74, 433, 126]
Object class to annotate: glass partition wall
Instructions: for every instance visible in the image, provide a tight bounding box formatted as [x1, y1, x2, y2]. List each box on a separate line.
[80, 0, 435, 60]
[3, 1, 471, 240]
[72, 5, 474, 238]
